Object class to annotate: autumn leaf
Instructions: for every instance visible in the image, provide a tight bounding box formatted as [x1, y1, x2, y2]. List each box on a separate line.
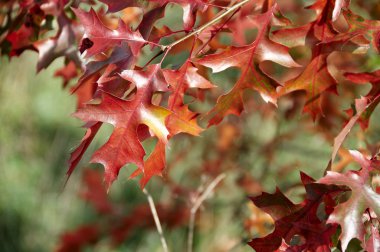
[344, 70, 380, 129]
[138, 6, 167, 40]
[80, 169, 114, 214]
[67, 121, 102, 180]
[164, 60, 215, 135]
[98, 0, 144, 13]
[227, 1, 291, 45]
[73, 65, 171, 188]
[72, 8, 146, 57]
[151, 0, 209, 31]
[71, 74, 98, 109]
[99, 0, 208, 30]
[277, 54, 337, 119]
[272, 0, 356, 119]
[196, 5, 299, 126]
[54, 61, 79, 88]
[332, 0, 350, 21]
[249, 172, 343, 252]
[73, 43, 133, 92]
[330, 97, 369, 163]
[365, 225, 380, 252]
[319, 150, 380, 251]
[130, 139, 166, 188]
[324, 10, 380, 52]
[56, 225, 99, 252]
[130, 61, 214, 186]
[4, 4, 47, 57]
[34, 14, 81, 71]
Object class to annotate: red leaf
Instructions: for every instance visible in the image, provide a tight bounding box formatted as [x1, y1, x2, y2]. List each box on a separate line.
[34, 14, 81, 71]
[99, 0, 210, 30]
[66, 121, 102, 180]
[331, 97, 368, 162]
[54, 61, 78, 88]
[6, 24, 36, 56]
[365, 225, 380, 252]
[278, 54, 337, 119]
[96, 64, 132, 98]
[130, 140, 166, 188]
[324, 10, 380, 53]
[56, 225, 99, 252]
[98, 0, 141, 13]
[332, 0, 350, 21]
[164, 60, 215, 136]
[319, 151, 380, 251]
[80, 169, 114, 214]
[71, 74, 98, 109]
[273, 0, 354, 119]
[73, 44, 133, 92]
[344, 70, 380, 129]
[149, 0, 209, 30]
[72, 8, 146, 57]
[249, 172, 343, 252]
[196, 5, 299, 126]
[345, 70, 380, 84]
[73, 65, 171, 188]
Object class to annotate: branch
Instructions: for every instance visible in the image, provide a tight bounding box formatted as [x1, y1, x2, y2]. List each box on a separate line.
[187, 173, 226, 252]
[161, 0, 250, 51]
[143, 188, 169, 252]
[195, 7, 240, 56]
[142, 0, 249, 67]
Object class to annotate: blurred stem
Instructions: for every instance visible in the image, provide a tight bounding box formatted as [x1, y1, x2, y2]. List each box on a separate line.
[187, 173, 226, 252]
[143, 188, 169, 252]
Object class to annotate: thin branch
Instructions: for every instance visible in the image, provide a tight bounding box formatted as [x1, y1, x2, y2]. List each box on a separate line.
[155, 29, 187, 42]
[142, 0, 249, 68]
[195, 7, 240, 56]
[142, 49, 165, 68]
[161, 0, 250, 51]
[143, 188, 169, 252]
[187, 210, 196, 252]
[187, 173, 226, 252]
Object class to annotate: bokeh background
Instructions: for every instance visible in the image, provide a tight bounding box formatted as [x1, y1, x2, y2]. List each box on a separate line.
[1, 0, 380, 251]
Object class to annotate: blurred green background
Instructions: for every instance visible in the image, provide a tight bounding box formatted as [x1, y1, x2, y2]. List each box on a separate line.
[0, 53, 84, 251]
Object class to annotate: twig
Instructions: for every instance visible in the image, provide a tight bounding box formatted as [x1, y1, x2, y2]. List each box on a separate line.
[142, 0, 249, 68]
[187, 173, 226, 252]
[161, 0, 250, 51]
[143, 188, 169, 252]
[195, 7, 240, 56]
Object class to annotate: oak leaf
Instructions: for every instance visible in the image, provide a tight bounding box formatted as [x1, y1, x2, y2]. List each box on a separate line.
[72, 8, 146, 57]
[99, 0, 208, 30]
[272, 0, 359, 119]
[164, 60, 215, 135]
[249, 172, 343, 252]
[34, 14, 81, 71]
[344, 70, 380, 129]
[73, 65, 171, 188]
[196, 5, 299, 126]
[319, 150, 380, 251]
